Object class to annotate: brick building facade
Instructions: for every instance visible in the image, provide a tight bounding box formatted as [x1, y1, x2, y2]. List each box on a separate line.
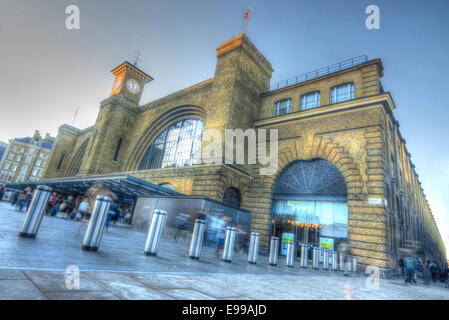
[42, 34, 446, 270]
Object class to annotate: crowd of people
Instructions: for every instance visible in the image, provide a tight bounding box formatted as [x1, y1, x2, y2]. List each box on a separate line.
[399, 255, 449, 287]
[5, 183, 133, 227]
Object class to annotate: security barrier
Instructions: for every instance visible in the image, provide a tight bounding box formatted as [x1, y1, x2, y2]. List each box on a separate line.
[248, 232, 259, 264]
[188, 219, 206, 259]
[222, 227, 236, 262]
[19, 185, 52, 238]
[82, 196, 111, 251]
[144, 209, 167, 256]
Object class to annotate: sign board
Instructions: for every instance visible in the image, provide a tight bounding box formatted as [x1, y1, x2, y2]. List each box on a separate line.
[319, 237, 334, 263]
[368, 198, 383, 205]
[281, 233, 295, 256]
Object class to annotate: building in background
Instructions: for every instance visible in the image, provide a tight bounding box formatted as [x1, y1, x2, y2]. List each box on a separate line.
[26, 34, 445, 270]
[0, 130, 55, 183]
[0, 142, 7, 165]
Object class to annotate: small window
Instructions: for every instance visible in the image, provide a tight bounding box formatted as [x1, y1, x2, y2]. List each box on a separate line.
[15, 154, 22, 161]
[19, 147, 24, 153]
[29, 148, 35, 155]
[113, 138, 123, 162]
[330, 83, 354, 103]
[300, 91, 320, 110]
[274, 99, 291, 116]
[20, 165, 28, 175]
[25, 155, 32, 164]
[11, 164, 18, 172]
[57, 153, 65, 170]
[12, 146, 17, 151]
[36, 159, 42, 166]
[391, 156, 395, 178]
[3, 162, 10, 170]
[8, 153, 14, 160]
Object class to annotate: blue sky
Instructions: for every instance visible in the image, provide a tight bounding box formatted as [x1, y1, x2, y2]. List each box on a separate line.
[1, 0, 448, 255]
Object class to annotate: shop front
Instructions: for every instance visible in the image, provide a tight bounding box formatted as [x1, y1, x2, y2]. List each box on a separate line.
[270, 159, 348, 257]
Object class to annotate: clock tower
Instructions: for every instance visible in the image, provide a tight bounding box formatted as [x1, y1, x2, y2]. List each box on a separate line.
[109, 61, 153, 105]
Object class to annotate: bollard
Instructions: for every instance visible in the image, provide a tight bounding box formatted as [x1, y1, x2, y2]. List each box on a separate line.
[19, 185, 52, 238]
[347, 255, 352, 273]
[222, 227, 236, 262]
[248, 232, 259, 265]
[331, 251, 339, 271]
[144, 209, 167, 256]
[323, 248, 329, 270]
[285, 241, 295, 268]
[339, 253, 345, 272]
[300, 244, 308, 268]
[353, 256, 358, 272]
[268, 237, 279, 266]
[312, 247, 320, 270]
[82, 196, 111, 251]
[188, 219, 206, 259]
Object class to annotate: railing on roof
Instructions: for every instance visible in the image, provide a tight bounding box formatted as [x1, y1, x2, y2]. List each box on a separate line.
[265, 55, 368, 93]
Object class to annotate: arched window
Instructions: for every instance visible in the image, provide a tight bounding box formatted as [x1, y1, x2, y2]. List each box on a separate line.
[138, 119, 204, 170]
[271, 159, 348, 244]
[113, 138, 123, 162]
[223, 187, 241, 208]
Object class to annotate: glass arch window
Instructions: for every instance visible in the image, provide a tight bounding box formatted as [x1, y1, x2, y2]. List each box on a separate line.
[138, 119, 204, 170]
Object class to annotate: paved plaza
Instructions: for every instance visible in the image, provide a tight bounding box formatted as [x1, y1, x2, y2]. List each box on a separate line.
[0, 202, 448, 300]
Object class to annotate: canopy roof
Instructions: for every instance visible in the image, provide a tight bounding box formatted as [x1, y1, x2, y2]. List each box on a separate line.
[6, 174, 182, 200]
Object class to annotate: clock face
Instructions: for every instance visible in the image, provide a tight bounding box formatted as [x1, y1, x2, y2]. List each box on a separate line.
[126, 79, 140, 94]
[113, 77, 122, 90]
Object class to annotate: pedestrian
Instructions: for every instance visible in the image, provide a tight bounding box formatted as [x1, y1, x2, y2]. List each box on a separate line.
[105, 201, 119, 229]
[11, 191, 19, 206]
[404, 254, 417, 284]
[398, 257, 405, 278]
[338, 240, 351, 276]
[0, 183, 5, 201]
[215, 215, 230, 257]
[77, 198, 89, 221]
[174, 213, 189, 242]
[430, 261, 437, 282]
[423, 260, 432, 285]
[17, 192, 27, 211]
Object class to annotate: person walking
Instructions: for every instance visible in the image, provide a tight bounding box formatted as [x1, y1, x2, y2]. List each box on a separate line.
[17, 192, 27, 211]
[0, 184, 5, 201]
[430, 261, 437, 283]
[398, 257, 405, 278]
[404, 254, 417, 284]
[423, 260, 432, 285]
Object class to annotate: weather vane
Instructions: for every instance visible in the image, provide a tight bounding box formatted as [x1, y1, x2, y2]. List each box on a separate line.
[133, 50, 142, 67]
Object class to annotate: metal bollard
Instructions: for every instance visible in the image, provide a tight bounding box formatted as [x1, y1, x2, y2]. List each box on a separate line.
[300, 244, 308, 268]
[188, 219, 206, 259]
[323, 248, 329, 270]
[222, 227, 236, 262]
[347, 255, 352, 273]
[248, 232, 259, 264]
[353, 256, 358, 272]
[339, 253, 345, 272]
[332, 251, 339, 271]
[144, 209, 167, 256]
[19, 185, 52, 238]
[285, 241, 295, 268]
[82, 196, 111, 251]
[312, 247, 320, 270]
[268, 237, 279, 266]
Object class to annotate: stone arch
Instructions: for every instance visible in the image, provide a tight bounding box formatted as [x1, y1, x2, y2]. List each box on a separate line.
[65, 138, 89, 177]
[246, 135, 364, 245]
[264, 135, 363, 198]
[124, 105, 206, 171]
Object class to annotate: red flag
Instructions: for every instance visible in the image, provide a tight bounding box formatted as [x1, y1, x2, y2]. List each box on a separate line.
[244, 8, 249, 21]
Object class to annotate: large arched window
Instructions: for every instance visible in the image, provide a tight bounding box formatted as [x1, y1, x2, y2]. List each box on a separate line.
[138, 119, 204, 170]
